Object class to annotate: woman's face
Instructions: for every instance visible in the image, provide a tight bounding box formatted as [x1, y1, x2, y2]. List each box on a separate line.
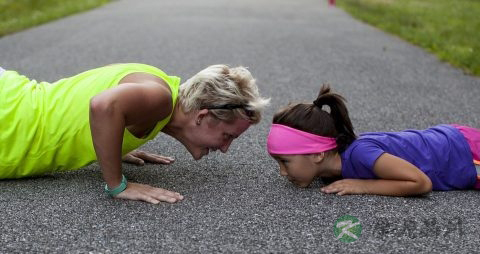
[271, 155, 319, 187]
[185, 113, 251, 160]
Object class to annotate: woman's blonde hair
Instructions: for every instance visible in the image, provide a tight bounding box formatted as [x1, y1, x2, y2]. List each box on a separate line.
[178, 64, 270, 124]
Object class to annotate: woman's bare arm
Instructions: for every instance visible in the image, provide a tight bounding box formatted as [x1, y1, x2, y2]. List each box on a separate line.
[89, 81, 183, 203]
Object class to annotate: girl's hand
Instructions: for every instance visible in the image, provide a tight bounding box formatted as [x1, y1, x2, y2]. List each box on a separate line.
[122, 150, 175, 165]
[320, 179, 368, 196]
[115, 182, 184, 204]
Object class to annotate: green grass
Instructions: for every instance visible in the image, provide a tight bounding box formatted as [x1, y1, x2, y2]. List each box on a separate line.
[0, 0, 110, 37]
[337, 0, 480, 76]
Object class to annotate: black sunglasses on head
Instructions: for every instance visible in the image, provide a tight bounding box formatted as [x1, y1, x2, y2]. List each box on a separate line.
[204, 104, 254, 118]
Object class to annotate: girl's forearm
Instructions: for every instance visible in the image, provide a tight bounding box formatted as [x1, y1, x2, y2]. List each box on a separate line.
[362, 179, 432, 196]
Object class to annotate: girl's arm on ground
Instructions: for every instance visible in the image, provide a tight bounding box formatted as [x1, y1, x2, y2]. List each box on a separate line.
[321, 153, 432, 196]
[89, 81, 183, 204]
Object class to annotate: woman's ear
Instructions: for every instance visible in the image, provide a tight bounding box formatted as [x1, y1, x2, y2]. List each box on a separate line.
[311, 152, 325, 164]
[195, 109, 209, 125]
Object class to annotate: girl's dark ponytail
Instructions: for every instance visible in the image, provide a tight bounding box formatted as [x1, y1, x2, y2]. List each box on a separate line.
[313, 84, 356, 152]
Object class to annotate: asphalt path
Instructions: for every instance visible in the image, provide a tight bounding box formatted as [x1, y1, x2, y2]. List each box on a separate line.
[1, 0, 480, 253]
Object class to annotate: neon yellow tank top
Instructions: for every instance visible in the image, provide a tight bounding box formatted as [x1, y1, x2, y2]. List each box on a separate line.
[0, 63, 180, 179]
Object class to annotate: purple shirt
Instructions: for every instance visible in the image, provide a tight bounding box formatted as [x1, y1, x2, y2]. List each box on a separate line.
[341, 125, 476, 190]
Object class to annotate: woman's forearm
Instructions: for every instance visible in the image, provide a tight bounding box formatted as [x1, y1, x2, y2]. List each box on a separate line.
[89, 97, 125, 188]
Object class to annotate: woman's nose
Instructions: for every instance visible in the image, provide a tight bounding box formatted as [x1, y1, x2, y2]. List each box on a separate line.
[279, 166, 288, 176]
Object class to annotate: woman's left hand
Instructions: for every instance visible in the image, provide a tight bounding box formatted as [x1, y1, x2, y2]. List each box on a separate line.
[122, 150, 175, 166]
[320, 179, 368, 196]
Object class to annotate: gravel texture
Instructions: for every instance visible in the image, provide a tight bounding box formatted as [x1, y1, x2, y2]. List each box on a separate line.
[1, 0, 479, 253]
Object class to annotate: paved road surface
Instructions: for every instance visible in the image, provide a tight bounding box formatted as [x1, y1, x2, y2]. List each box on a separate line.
[1, 0, 479, 252]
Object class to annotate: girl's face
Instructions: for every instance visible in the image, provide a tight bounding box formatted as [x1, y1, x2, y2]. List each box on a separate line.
[272, 155, 320, 187]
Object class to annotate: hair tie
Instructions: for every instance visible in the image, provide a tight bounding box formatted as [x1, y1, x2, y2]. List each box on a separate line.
[313, 99, 322, 109]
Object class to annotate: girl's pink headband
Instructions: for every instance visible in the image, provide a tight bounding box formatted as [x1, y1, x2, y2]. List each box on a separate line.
[267, 124, 337, 155]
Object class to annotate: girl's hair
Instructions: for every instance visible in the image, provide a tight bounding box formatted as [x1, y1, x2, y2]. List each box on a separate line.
[272, 84, 356, 153]
[179, 64, 270, 124]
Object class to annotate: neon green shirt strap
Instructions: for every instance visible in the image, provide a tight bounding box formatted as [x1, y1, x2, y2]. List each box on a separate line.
[104, 174, 128, 197]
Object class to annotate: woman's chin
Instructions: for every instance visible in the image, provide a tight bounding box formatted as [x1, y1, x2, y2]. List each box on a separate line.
[192, 150, 206, 160]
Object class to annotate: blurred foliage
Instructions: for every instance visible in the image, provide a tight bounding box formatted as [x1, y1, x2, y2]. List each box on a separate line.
[0, 0, 110, 37]
[337, 0, 480, 76]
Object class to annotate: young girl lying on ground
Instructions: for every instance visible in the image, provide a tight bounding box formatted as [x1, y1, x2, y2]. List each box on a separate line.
[267, 84, 480, 196]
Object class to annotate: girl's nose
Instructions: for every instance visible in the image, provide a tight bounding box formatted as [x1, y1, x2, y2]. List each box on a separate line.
[279, 166, 288, 176]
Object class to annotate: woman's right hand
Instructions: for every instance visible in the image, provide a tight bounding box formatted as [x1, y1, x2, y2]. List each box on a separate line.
[114, 182, 184, 204]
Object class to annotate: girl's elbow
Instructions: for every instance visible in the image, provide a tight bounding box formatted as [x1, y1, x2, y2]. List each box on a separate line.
[418, 177, 432, 194]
